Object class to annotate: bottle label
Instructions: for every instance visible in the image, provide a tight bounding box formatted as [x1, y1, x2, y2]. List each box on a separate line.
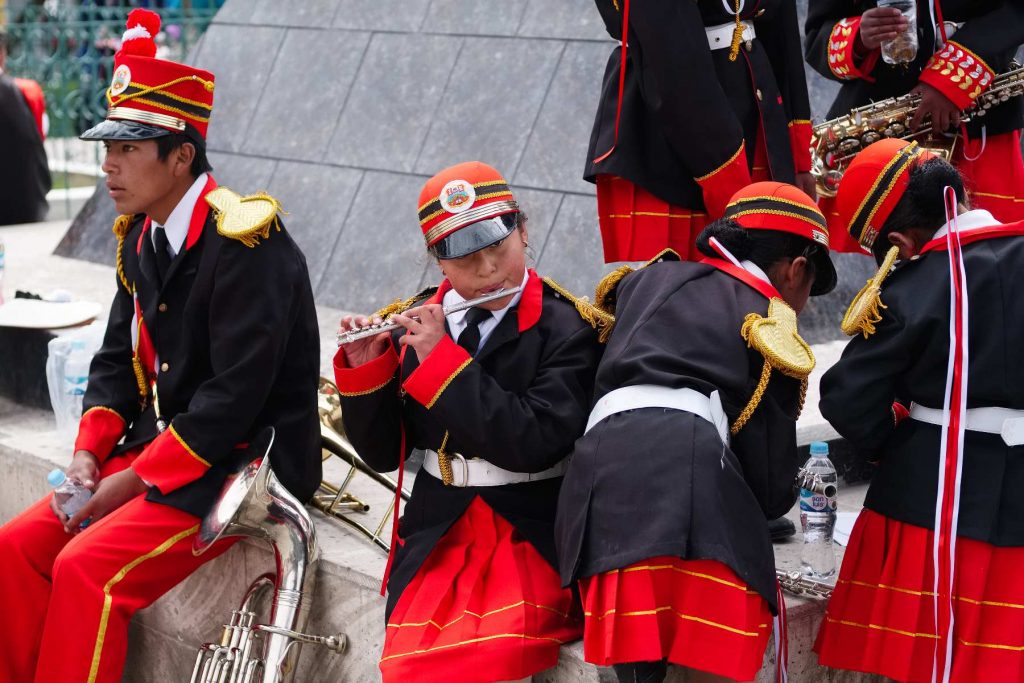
[800, 488, 836, 512]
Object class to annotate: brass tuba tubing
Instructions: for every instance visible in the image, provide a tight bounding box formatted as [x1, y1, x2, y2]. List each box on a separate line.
[336, 286, 521, 345]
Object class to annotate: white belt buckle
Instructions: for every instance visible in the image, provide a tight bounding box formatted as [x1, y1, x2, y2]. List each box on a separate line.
[1002, 418, 1024, 447]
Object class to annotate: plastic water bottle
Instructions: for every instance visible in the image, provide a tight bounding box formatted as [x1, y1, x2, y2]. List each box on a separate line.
[799, 441, 838, 580]
[62, 339, 91, 423]
[47, 468, 92, 518]
[877, 0, 919, 65]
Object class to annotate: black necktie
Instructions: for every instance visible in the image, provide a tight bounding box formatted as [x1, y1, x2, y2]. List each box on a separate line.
[152, 226, 172, 283]
[456, 307, 492, 356]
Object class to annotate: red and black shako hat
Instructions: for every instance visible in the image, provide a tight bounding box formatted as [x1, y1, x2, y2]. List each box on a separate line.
[723, 181, 837, 296]
[418, 161, 519, 259]
[835, 139, 937, 252]
[80, 9, 215, 144]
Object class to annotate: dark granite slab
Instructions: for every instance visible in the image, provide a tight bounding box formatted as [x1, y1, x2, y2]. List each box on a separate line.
[518, 0, 612, 41]
[414, 37, 564, 178]
[251, 0, 344, 27]
[207, 152, 279, 191]
[535, 193, 617, 299]
[513, 40, 608, 194]
[245, 29, 370, 162]
[265, 161, 363, 291]
[423, 0, 530, 37]
[315, 171, 431, 313]
[327, 33, 461, 173]
[332, 0, 431, 33]
[192, 24, 287, 154]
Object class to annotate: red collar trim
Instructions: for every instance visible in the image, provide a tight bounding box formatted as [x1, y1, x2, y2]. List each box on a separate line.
[919, 221, 1024, 254]
[429, 269, 542, 332]
[133, 175, 218, 255]
[698, 257, 782, 300]
[185, 175, 218, 250]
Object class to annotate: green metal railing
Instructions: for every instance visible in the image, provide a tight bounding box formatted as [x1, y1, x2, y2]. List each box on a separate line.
[3, 2, 220, 217]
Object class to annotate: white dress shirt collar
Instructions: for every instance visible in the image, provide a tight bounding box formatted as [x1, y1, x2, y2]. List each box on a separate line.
[444, 268, 530, 351]
[151, 173, 209, 257]
[931, 209, 999, 241]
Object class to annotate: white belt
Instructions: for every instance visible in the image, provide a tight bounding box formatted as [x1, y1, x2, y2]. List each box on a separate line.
[910, 403, 1024, 447]
[706, 20, 755, 51]
[422, 450, 568, 487]
[585, 384, 729, 443]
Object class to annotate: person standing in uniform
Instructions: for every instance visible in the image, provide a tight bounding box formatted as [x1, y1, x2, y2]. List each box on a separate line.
[0, 10, 321, 682]
[0, 28, 51, 225]
[556, 182, 837, 683]
[335, 161, 604, 683]
[585, 0, 817, 263]
[815, 138, 1024, 680]
[805, 0, 1024, 251]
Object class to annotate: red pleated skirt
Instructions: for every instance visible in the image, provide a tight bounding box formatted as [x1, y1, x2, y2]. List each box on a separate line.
[596, 139, 772, 263]
[579, 556, 772, 681]
[815, 508, 1024, 682]
[379, 496, 581, 683]
[822, 130, 1024, 253]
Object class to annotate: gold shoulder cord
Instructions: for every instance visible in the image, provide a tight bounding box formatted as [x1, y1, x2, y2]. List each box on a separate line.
[371, 287, 437, 320]
[112, 214, 133, 293]
[841, 245, 900, 338]
[543, 277, 616, 342]
[731, 298, 816, 435]
[206, 186, 284, 248]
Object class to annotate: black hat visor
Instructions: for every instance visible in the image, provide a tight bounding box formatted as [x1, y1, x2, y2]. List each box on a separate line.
[809, 245, 838, 296]
[433, 213, 518, 260]
[80, 119, 173, 142]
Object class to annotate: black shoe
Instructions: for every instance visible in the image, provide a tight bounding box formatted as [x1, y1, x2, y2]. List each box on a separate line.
[613, 660, 667, 683]
[769, 516, 796, 542]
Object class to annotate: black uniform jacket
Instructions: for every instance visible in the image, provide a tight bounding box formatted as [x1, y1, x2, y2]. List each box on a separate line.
[820, 221, 1024, 547]
[0, 73, 51, 225]
[585, 0, 814, 217]
[805, 0, 1024, 138]
[555, 261, 803, 613]
[334, 271, 603, 618]
[77, 180, 321, 518]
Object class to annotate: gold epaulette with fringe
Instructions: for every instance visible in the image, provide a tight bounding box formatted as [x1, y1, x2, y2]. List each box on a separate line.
[841, 245, 900, 338]
[112, 214, 134, 292]
[731, 298, 816, 435]
[206, 186, 283, 248]
[543, 277, 616, 343]
[372, 287, 438, 320]
[593, 248, 681, 316]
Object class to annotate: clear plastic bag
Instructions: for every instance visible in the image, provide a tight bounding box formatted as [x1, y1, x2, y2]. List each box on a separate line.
[46, 321, 106, 442]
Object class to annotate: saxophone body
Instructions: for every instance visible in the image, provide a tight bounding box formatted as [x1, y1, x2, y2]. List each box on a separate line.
[811, 62, 1024, 197]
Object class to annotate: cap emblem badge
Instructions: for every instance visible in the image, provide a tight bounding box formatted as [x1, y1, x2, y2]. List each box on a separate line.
[439, 179, 475, 214]
[110, 64, 132, 96]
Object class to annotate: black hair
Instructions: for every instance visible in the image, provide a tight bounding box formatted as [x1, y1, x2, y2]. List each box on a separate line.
[155, 130, 213, 177]
[696, 218, 823, 279]
[871, 157, 966, 263]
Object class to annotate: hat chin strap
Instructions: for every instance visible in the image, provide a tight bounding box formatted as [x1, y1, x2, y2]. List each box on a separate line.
[107, 106, 186, 131]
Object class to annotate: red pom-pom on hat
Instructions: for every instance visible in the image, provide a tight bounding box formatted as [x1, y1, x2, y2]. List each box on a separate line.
[119, 8, 160, 58]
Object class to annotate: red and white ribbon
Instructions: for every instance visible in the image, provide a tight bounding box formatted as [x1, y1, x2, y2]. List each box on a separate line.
[930, 186, 969, 683]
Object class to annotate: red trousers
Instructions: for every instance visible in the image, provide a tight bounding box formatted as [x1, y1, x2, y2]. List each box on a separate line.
[0, 451, 235, 683]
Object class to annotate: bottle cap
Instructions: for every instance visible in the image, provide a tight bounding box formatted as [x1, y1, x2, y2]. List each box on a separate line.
[47, 468, 67, 487]
[809, 441, 830, 457]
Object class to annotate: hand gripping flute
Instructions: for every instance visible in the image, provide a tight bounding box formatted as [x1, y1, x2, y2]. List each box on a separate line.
[336, 286, 521, 346]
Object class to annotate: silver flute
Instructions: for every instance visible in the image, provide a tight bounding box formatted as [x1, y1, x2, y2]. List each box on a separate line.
[336, 286, 522, 346]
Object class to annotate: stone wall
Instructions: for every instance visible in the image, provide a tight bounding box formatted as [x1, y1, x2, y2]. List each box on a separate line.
[57, 0, 873, 342]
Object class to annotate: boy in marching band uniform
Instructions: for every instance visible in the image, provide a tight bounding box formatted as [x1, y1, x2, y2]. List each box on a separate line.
[0, 11, 321, 682]
[815, 139, 1024, 680]
[335, 161, 604, 682]
[556, 182, 837, 682]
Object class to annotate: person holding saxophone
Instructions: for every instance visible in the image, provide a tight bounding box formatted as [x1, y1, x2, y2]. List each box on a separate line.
[334, 161, 604, 683]
[805, 0, 1024, 251]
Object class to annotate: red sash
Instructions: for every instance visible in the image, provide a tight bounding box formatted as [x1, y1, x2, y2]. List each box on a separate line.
[698, 257, 782, 301]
